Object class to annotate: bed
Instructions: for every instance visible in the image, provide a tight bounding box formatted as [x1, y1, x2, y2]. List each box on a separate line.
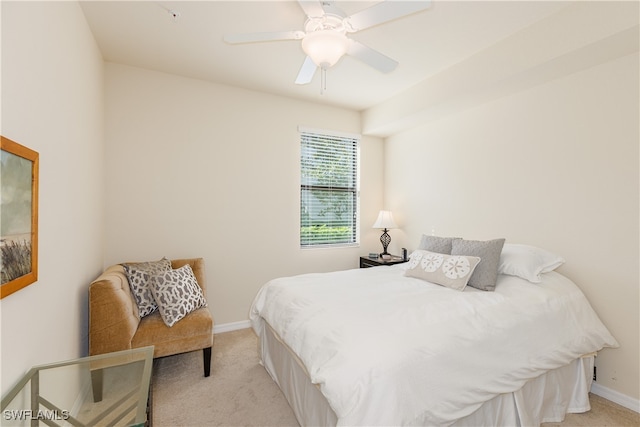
[249, 242, 618, 426]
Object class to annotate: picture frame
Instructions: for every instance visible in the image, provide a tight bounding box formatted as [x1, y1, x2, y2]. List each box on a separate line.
[1, 136, 39, 299]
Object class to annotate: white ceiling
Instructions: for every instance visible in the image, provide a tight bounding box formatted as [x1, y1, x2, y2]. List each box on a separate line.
[80, 1, 570, 111]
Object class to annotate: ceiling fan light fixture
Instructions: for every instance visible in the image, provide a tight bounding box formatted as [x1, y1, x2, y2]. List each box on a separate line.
[301, 30, 349, 69]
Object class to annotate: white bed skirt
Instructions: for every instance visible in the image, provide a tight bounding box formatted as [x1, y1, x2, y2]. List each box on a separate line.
[258, 321, 594, 427]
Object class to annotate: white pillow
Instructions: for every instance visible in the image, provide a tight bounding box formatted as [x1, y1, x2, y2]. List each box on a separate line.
[498, 244, 565, 283]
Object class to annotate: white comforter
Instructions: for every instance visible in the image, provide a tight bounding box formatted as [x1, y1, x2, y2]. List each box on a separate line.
[249, 265, 618, 426]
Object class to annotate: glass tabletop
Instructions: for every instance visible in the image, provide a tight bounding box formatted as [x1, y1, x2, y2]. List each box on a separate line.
[1, 346, 154, 427]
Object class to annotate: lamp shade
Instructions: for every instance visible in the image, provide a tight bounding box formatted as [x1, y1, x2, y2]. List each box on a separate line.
[372, 210, 397, 230]
[301, 30, 349, 69]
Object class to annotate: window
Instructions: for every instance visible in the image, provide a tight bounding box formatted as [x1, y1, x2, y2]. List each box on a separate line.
[300, 127, 360, 247]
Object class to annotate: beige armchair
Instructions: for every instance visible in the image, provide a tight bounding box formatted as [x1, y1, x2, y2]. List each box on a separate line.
[89, 258, 213, 377]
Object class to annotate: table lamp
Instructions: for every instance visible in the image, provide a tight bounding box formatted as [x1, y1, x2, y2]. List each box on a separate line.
[373, 210, 397, 257]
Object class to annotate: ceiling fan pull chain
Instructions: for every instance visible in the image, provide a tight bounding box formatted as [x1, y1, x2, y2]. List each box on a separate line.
[320, 67, 326, 95]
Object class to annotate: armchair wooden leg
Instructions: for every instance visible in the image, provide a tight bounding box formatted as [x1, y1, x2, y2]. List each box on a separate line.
[203, 347, 212, 377]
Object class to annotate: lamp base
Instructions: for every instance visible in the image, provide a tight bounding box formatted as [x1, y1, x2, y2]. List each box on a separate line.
[379, 228, 392, 257]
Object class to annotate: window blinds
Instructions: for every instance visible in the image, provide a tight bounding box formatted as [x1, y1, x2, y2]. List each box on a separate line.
[300, 128, 360, 247]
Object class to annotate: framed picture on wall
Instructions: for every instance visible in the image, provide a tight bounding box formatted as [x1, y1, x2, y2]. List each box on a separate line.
[1, 136, 39, 299]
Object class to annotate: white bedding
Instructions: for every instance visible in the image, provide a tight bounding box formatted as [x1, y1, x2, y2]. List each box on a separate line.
[250, 265, 618, 426]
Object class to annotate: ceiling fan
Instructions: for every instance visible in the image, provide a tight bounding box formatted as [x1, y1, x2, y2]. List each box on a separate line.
[223, 0, 431, 85]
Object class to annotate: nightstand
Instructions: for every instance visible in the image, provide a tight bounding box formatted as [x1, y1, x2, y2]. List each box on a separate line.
[360, 255, 408, 268]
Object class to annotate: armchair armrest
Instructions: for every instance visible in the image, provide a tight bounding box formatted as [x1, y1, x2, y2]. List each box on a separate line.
[89, 265, 140, 355]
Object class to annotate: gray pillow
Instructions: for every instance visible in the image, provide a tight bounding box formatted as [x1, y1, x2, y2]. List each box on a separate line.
[418, 235, 461, 254]
[451, 238, 505, 291]
[150, 264, 208, 327]
[123, 258, 172, 317]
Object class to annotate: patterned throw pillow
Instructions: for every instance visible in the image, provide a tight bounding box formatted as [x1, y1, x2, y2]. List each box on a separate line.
[123, 258, 172, 317]
[149, 264, 208, 327]
[404, 249, 481, 291]
[451, 238, 505, 291]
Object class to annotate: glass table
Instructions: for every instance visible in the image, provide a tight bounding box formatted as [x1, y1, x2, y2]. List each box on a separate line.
[1, 346, 154, 427]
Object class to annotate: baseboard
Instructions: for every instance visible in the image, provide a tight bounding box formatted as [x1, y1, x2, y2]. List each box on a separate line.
[591, 382, 640, 413]
[214, 320, 251, 334]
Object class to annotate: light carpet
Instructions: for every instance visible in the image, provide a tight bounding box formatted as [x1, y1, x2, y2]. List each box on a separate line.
[152, 328, 298, 426]
[152, 328, 639, 427]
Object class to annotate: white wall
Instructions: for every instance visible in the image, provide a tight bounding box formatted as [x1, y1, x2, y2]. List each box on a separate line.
[2, 0, 635, 411]
[383, 52, 639, 401]
[104, 63, 384, 326]
[1, 1, 105, 395]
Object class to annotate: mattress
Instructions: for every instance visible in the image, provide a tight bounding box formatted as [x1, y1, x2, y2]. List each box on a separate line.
[250, 264, 617, 426]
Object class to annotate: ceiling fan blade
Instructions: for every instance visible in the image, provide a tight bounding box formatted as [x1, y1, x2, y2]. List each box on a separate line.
[347, 40, 398, 73]
[224, 31, 305, 44]
[295, 56, 318, 85]
[346, 0, 431, 31]
[297, 0, 325, 18]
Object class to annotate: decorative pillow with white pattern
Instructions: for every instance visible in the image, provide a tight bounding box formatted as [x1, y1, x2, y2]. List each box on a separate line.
[150, 264, 208, 327]
[122, 258, 172, 317]
[404, 249, 481, 291]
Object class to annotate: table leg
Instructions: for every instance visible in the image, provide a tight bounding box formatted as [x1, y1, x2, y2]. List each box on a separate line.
[30, 371, 39, 427]
[91, 369, 103, 402]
